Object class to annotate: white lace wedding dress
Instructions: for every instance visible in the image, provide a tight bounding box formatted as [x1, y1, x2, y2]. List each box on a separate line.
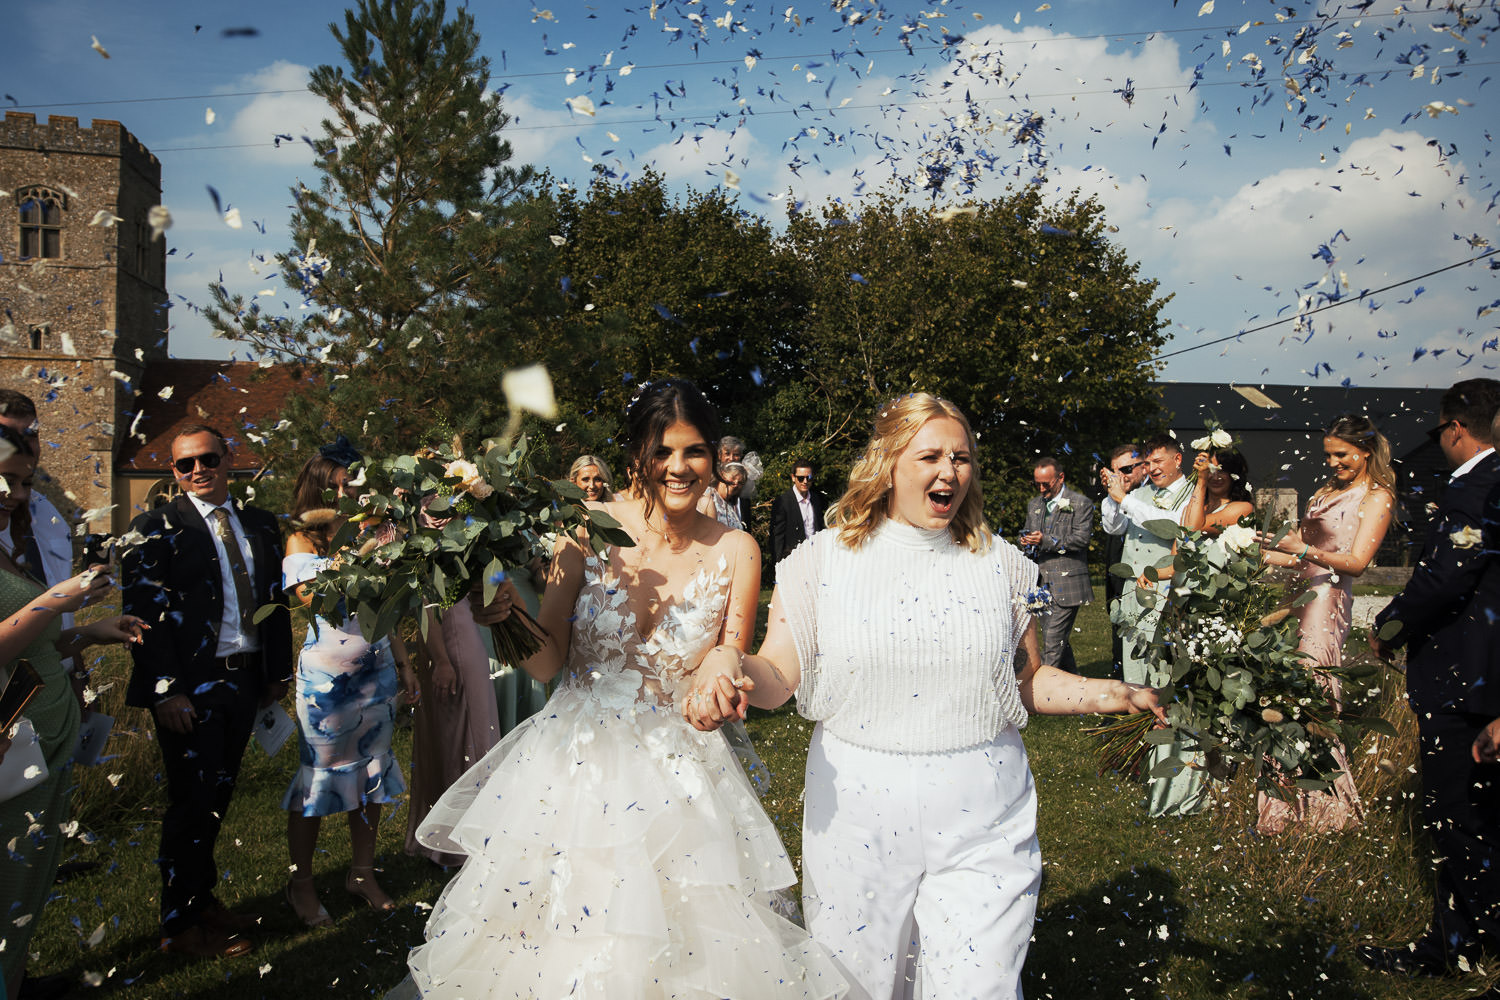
[398, 550, 846, 1000]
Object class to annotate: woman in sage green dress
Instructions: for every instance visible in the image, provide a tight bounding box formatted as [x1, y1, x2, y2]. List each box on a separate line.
[1, 424, 145, 1000]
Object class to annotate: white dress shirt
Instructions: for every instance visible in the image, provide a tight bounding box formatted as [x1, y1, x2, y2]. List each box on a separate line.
[797, 490, 815, 539]
[1450, 447, 1495, 481]
[187, 494, 260, 656]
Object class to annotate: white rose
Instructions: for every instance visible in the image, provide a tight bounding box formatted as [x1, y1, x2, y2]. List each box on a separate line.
[1218, 524, 1257, 553]
[1190, 435, 1212, 451]
[1451, 525, 1483, 549]
[445, 458, 480, 484]
[1211, 429, 1233, 449]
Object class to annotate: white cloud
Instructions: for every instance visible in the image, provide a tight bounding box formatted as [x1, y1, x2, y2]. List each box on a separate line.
[222, 61, 327, 165]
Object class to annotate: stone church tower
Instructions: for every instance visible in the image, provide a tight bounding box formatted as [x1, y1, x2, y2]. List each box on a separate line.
[0, 111, 168, 528]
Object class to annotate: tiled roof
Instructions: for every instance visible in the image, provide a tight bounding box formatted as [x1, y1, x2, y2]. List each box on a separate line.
[115, 359, 305, 473]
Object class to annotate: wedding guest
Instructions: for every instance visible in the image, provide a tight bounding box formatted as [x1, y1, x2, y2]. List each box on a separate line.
[1100, 445, 1146, 671]
[687, 393, 1161, 1000]
[1256, 416, 1395, 833]
[769, 460, 826, 567]
[406, 598, 503, 868]
[718, 435, 746, 465]
[1101, 433, 1204, 817]
[698, 460, 749, 530]
[1020, 457, 1095, 671]
[567, 455, 614, 503]
[1181, 448, 1255, 535]
[281, 447, 417, 924]
[1363, 380, 1500, 978]
[122, 425, 293, 959]
[1, 424, 145, 999]
[0, 392, 81, 704]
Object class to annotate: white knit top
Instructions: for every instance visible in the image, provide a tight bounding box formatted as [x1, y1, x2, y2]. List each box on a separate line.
[777, 519, 1038, 753]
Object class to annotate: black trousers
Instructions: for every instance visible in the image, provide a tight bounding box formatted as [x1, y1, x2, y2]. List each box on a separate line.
[1417, 710, 1499, 960]
[153, 678, 260, 934]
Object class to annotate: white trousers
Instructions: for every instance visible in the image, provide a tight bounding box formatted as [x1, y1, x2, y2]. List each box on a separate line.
[802, 726, 1042, 1000]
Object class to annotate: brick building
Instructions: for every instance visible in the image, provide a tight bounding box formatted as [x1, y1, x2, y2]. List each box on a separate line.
[0, 111, 168, 532]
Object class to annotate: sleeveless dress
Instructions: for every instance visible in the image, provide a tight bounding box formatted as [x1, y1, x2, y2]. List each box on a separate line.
[0, 570, 81, 988]
[406, 597, 504, 866]
[281, 551, 406, 816]
[1257, 484, 1369, 833]
[398, 549, 846, 1000]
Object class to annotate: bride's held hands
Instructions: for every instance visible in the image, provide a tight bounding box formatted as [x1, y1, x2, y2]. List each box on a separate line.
[684, 645, 755, 732]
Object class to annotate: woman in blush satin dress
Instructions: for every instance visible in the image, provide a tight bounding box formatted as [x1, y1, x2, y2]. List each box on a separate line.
[1257, 414, 1396, 833]
[405, 597, 503, 868]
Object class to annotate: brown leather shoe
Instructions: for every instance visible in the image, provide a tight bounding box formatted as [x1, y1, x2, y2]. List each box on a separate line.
[200, 904, 259, 934]
[160, 925, 253, 959]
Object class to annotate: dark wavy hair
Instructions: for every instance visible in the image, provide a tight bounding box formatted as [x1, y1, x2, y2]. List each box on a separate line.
[625, 379, 720, 520]
[289, 453, 357, 555]
[1207, 448, 1253, 505]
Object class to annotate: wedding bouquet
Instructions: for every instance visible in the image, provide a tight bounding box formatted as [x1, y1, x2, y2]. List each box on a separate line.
[297, 432, 632, 664]
[281, 366, 633, 663]
[1090, 518, 1392, 799]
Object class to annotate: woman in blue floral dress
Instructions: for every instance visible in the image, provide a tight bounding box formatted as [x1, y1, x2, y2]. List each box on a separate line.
[282, 444, 417, 925]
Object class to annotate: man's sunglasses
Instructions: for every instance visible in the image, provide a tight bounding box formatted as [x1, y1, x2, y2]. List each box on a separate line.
[1114, 461, 1141, 475]
[793, 475, 811, 482]
[1426, 418, 1463, 444]
[174, 451, 224, 475]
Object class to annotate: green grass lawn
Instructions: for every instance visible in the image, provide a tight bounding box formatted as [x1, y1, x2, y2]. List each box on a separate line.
[26, 591, 1494, 998]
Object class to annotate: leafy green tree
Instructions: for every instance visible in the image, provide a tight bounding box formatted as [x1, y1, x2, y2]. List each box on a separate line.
[532, 169, 801, 479]
[205, 0, 578, 478]
[773, 187, 1171, 532]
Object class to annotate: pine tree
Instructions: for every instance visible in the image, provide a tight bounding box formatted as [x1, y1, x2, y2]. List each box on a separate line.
[206, 0, 567, 466]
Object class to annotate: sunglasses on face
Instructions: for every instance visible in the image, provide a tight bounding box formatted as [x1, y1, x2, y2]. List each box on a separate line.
[793, 475, 811, 482]
[1114, 461, 1141, 475]
[173, 451, 224, 475]
[1426, 418, 1462, 444]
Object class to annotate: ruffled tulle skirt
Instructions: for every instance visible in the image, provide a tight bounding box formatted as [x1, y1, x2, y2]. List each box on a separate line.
[398, 679, 846, 999]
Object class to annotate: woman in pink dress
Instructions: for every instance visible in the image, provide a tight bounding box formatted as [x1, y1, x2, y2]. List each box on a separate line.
[405, 598, 503, 867]
[1257, 414, 1396, 833]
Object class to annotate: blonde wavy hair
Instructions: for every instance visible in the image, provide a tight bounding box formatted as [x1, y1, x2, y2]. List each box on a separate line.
[1316, 414, 1396, 499]
[829, 393, 993, 554]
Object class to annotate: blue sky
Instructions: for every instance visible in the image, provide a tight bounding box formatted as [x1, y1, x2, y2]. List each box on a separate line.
[5, 0, 1497, 389]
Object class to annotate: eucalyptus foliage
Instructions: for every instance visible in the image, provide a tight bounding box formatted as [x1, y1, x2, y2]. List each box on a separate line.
[1097, 520, 1393, 799]
[296, 435, 631, 662]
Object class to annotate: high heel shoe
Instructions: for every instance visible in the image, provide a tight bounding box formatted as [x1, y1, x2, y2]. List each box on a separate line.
[345, 866, 396, 912]
[285, 876, 332, 928]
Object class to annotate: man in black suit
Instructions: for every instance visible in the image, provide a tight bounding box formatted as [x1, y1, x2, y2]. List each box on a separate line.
[122, 425, 292, 959]
[770, 459, 826, 567]
[1363, 379, 1500, 979]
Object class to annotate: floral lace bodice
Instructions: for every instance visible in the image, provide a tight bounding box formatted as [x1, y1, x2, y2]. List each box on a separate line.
[560, 549, 732, 712]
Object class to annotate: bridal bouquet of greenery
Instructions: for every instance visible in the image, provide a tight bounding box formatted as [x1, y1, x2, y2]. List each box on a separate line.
[298, 432, 631, 663]
[1090, 519, 1391, 799]
[285, 366, 632, 663]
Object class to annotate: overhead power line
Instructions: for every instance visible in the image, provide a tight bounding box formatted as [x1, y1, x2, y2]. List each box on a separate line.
[1151, 248, 1500, 363]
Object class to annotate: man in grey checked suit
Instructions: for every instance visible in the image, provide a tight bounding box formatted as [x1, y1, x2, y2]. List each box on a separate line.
[1020, 456, 1094, 672]
[1102, 432, 1204, 817]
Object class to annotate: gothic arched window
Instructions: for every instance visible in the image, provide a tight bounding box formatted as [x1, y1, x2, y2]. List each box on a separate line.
[17, 186, 66, 259]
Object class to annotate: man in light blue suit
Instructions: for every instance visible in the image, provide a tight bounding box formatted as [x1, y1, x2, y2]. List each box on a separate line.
[1102, 433, 1205, 817]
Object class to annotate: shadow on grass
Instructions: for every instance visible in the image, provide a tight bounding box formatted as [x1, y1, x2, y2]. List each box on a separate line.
[1026, 864, 1381, 1000]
